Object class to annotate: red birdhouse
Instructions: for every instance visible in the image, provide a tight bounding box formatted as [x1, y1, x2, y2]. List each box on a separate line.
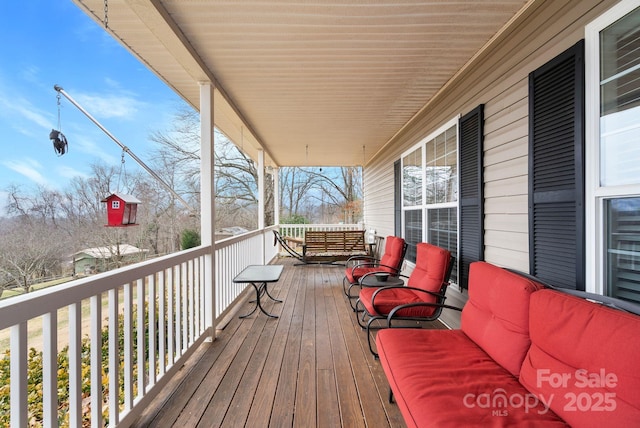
[101, 193, 141, 227]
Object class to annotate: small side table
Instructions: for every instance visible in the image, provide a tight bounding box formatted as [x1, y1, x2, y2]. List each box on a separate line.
[233, 264, 284, 318]
[359, 274, 404, 288]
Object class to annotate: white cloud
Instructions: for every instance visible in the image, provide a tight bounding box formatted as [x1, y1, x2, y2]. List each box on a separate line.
[20, 65, 42, 85]
[75, 91, 144, 120]
[0, 95, 53, 131]
[56, 165, 90, 180]
[3, 158, 49, 186]
[69, 133, 118, 165]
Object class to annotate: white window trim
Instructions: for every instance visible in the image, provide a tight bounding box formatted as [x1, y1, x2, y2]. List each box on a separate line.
[400, 116, 459, 277]
[585, 0, 640, 294]
[400, 117, 459, 211]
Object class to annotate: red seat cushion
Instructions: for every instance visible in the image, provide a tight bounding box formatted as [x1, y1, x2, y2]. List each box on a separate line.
[409, 242, 451, 294]
[344, 236, 405, 284]
[358, 242, 449, 318]
[376, 329, 567, 428]
[519, 289, 640, 427]
[461, 262, 544, 377]
[345, 266, 381, 284]
[359, 286, 437, 318]
[378, 235, 405, 271]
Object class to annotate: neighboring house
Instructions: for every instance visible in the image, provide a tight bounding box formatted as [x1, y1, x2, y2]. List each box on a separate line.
[214, 226, 250, 242]
[73, 244, 149, 274]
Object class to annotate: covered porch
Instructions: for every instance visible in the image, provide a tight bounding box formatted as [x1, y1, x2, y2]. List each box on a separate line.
[132, 258, 444, 427]
[3, 0, 638, 426]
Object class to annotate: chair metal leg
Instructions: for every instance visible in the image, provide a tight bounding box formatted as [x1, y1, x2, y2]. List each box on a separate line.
[366, 316, 384, 358]
[348, 286, 362, 311]
[342, 277, 352, 297]
[356, 300, 368, 329]
[389, 388, 394, 403]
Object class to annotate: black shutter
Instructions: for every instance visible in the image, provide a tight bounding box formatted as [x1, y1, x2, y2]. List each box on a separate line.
[529, 40, 585, 290]
[458, 105, 484, 289]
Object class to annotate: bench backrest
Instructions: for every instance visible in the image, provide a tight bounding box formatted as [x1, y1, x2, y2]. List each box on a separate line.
[519, 289, 640, 426]
[461, 262, 545, 377]
[305, 230, 366, 252]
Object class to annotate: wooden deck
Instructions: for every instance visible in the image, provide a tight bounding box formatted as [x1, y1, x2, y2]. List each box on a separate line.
[133, 258, 446, 427]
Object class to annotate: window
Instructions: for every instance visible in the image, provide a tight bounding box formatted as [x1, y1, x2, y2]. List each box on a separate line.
[605, 198, 640, 302]
[586, 3, 640, 303]
[401, 120, 458, 282]
[403, 147, 422, 206]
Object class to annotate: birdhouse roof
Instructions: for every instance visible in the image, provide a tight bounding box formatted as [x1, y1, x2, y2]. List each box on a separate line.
[101, 193, 142, 204]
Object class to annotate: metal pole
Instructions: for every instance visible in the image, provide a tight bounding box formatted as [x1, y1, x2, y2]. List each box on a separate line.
[54, 85, 196, 214]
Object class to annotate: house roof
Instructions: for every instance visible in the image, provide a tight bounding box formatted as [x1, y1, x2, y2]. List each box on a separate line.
[71, 0, 532, 167]
[74, 244, 148, 260]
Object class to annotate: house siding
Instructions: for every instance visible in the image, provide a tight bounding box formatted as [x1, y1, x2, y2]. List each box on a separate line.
[363, 0, 618, 328]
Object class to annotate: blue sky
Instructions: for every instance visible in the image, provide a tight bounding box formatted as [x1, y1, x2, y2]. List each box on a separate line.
[0, 1, 190, 212]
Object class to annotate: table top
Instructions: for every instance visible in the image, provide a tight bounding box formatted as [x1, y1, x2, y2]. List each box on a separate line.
[360, 273, 404, 287]
[233, 264, 284, 283]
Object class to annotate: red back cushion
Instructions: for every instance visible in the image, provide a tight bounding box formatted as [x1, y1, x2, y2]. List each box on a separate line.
[407, 243, 451, 298]
[461, 262, 544, 377]
[379, 236, 405, 272]
[520, 289, 640, 427]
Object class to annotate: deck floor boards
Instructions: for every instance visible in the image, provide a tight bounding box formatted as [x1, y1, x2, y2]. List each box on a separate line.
[133, 258, 446, 428]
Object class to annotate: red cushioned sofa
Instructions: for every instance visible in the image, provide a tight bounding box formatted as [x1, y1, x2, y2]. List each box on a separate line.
[376, 261, 640, 427]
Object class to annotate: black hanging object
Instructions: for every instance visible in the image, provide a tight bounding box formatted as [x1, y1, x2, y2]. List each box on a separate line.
[50, 129, 68, 156]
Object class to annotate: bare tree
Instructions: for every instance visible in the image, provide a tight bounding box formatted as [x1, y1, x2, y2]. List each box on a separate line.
[0, 217, 65, 294]
[279, 167, 320, 221]
[310, 167, 363, 223]
[149, 107, 271, 231]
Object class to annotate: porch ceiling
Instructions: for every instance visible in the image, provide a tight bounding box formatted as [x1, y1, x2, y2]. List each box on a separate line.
[72, 0, 530, 167]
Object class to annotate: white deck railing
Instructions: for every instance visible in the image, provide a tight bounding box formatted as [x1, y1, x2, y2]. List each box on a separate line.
[0, 224, 352, 427]
[278, 223, 363, 240]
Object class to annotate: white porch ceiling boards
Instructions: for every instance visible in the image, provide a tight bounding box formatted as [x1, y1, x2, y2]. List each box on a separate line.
[73, 0, 530, 167]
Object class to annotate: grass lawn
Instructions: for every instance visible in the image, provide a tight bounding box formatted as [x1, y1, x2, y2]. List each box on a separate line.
[1, 277, 74, 300]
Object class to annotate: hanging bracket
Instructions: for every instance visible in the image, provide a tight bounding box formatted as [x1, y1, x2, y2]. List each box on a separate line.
[53, 84, 196, 215]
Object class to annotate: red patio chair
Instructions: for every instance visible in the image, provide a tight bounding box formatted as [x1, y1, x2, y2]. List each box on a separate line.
[356, 242, 454, 357]
[343, 236, 407, 305]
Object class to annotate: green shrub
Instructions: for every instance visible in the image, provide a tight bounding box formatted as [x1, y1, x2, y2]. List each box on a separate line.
[0, 301, 158, 427]
[280, 214, 308, 224]
[180, 229, 201, 249]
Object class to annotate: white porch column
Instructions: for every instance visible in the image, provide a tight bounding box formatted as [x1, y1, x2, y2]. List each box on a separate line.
[258, 149, 265, 230]
[257, 149, 266, 262]
[273, 167, 280, 226]
[200, 82, 216, 338]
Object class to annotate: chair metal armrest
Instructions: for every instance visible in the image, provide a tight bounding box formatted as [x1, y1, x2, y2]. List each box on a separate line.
[346, 255, 378, 269]
[400, 285, 448, 300]
[358, 265, 401, 280]
[370, 284, 447, 312]
[386, 302, 463, 327]
[347, 254, 377, 263]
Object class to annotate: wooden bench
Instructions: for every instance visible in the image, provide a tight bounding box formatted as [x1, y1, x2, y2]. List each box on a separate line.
[302, 230, 369, 264]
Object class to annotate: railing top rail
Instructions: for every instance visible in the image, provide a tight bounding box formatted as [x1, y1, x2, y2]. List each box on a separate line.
[278, 223, 363, 229]
[216, 224, 278, 248]
[0, 244, 212, 330]
[1, 224, 350, 330]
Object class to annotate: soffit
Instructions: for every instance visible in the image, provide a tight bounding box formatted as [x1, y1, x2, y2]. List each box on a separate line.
[72, 0, 529, 167]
